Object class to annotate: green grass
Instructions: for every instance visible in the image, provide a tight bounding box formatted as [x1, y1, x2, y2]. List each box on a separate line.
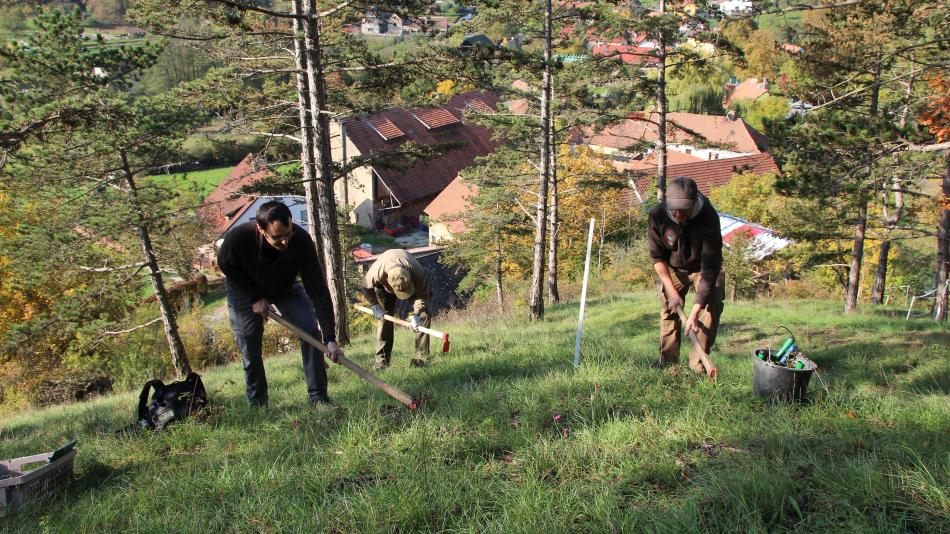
[146, 166, 233, 201]
[347, 224, 398, 248]
[1, 292, 948, 531]
[756, 11, 804, 41]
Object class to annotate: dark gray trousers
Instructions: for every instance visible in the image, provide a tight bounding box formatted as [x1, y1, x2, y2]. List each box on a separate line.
[226, 280, 328, 405]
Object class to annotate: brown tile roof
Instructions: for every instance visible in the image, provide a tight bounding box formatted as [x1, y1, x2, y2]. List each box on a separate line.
[368, 117, 405, 140]
[612, 150, 704, 173]
[579, 112, 769, 154]
[342, 91, 501, 205]
[625, 153, 780, 203]
[590, 43, 660, 65]
[412, 108, 460, 129]
[423, 175, 476, 233]
[198, 154, 276, 238]
[465, 97, 496, 114]
[504, 98, 531, 115]
[725, 78, 769, 105]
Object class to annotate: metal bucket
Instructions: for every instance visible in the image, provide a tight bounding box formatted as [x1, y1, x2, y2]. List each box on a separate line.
[752, 349, 817, 403]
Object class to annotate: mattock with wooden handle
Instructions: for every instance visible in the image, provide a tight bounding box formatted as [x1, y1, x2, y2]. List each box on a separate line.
[674, 304, 718, 381]
[353, 304, 451, 353]
[266, 309, 418, 410]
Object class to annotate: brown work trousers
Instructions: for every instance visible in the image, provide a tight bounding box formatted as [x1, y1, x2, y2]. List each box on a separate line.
[375, 291, 431, 367]
[658, 269, 725, 374]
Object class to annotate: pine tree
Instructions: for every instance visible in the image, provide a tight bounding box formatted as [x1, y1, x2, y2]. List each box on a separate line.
[0, 8, 208, 376]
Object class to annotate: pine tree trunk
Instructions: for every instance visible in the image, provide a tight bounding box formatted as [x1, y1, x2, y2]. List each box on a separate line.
[870, 239, 890, 304]
[120, 150, 191, 376]
[845, 192, 868, 313]
[291, 0, 324, 260]
[848, 50, 882, 314]
[547, 136, 560, 305]
[872, 167, 904, 305]
[529, 0, 553, 321]
[656, 0, 668, 203]
[302, 0, 349, 343]
[935, 150, 949, 321]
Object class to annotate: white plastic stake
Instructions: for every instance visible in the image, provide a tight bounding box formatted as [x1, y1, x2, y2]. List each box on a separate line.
[574, 218, 596, 368]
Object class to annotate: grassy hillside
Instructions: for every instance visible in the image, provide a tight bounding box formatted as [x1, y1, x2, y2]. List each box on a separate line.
[1, 292, 948, 531]
[146, 166, 233, 200]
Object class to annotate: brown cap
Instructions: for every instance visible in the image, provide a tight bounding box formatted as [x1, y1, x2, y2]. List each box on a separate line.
[387, 266, 415, 300]
[666, 176, 699, 210]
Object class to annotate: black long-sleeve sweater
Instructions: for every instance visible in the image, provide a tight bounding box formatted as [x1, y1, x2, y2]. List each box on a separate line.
[217, 221, 336, 343]
[647, 195, 723, 307]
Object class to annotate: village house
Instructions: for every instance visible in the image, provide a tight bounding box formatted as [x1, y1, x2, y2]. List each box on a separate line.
[724, 77, 770, 107]
[619, 152, 780, 204]
[330, 91, 500, 231]
[714, 0, 754, 14]
[422, 175, 476, 244]
[194, 154, 310, 268]
[578, 111, 769, 162]
[361, 8, 403, 36]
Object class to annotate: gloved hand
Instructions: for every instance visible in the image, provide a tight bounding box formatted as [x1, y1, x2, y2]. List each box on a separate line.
[370, 304, 385, 320]
[409, 314, 421, 332]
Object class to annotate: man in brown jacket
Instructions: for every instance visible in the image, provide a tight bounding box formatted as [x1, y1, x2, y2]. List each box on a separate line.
[361, 248, 432, 369]
[648, 176, 725, 375]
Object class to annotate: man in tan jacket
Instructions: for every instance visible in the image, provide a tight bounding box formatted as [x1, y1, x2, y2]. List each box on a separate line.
[361, 248, 432, 369]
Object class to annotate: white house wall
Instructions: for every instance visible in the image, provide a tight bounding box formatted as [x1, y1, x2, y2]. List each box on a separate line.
[331, 120, 377, 228]
[666, 144, 751, 161]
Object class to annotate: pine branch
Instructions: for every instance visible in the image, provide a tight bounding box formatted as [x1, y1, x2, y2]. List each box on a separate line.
[103, 317, 163, 335]
[78, 262, 149, 273]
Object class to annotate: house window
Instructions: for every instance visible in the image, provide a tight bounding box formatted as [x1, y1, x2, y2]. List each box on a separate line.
[299, 210, 307, 223]
[713, 153, 720, 160]
[684, 148, 692, 155]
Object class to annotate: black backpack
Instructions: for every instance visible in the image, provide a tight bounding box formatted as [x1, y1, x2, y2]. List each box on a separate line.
[137, 372, 208, 430]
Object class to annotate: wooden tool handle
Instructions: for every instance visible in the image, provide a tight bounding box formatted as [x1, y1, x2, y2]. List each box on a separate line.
[353, 304, 450, 350]
[266, 309, 417, 409]
[674, 305, 718, 381]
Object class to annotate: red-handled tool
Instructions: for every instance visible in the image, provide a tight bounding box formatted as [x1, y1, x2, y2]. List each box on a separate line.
[353, 304, 451, 353]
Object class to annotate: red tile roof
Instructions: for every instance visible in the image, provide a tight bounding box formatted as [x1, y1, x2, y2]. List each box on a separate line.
[591, 43, 660, 65]
[725, 78, 769, 105]
[423, 175, 477, 233]
[504, 98, 531, 115]
[580, 112, 768, 154]
[368, 117, 405, 140]
[612, 150, 704, 172]
[412, 108, 460, 129]
[198, 154, 276, 238]
[341, 91, 501, 206]
[465, 97, 496, 114]
[625, 153, 780, 203]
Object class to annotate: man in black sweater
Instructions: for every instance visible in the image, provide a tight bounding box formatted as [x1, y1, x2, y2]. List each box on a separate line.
[648, 176, 724, 375]
[217, 201, 343, 406]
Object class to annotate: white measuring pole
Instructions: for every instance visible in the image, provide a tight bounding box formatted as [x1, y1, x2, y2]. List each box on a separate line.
[574, 218, 596, 368]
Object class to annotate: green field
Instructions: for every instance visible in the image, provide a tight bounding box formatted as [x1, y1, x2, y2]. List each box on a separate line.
[756, 11, 805, 41]
[1, 292, 947, 531]
[146, 166, 233, 199]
